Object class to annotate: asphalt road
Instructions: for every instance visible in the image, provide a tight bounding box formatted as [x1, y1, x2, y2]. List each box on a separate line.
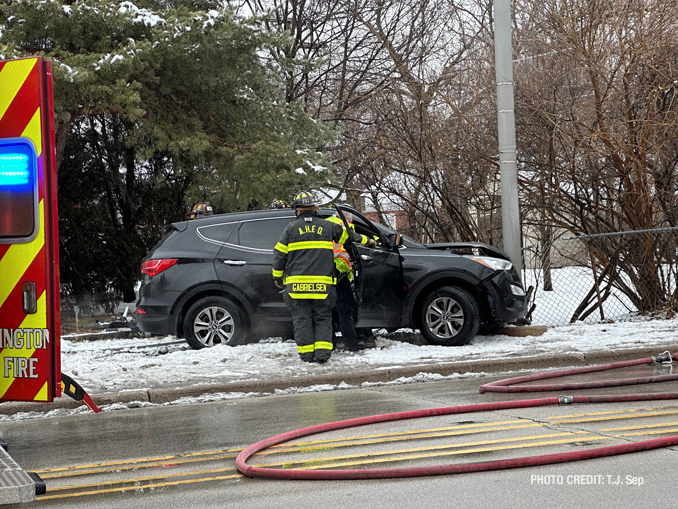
[3, 366, 678, 508]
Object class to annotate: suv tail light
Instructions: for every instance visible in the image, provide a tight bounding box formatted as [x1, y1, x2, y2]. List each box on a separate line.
[141, 259, 178, 277]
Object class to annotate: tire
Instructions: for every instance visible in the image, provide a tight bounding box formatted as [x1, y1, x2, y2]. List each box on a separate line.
[184, 296, 247, 349]
[419, 286, 480, 346]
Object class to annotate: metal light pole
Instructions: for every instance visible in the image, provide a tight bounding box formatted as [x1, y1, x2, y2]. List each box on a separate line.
[493, 0, 522, 274]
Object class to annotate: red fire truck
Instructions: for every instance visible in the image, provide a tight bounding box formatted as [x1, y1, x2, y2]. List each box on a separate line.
[0, 56, 61, 405]
[1, 56, 98, 503]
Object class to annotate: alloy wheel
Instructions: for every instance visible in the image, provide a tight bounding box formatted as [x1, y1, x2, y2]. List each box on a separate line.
[425, 296, 464, 339]
[193, 305, 235, 346]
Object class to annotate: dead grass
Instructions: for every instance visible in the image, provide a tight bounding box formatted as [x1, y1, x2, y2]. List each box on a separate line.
[60, 314, 111, 335]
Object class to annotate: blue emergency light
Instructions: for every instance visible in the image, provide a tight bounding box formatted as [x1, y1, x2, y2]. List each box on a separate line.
[0, 154, 30, 186]
[0, 139, 36, 189]
[0, 138, 39, 241]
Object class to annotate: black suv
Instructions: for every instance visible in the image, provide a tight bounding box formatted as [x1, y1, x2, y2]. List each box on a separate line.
[136, 206, 526, 349]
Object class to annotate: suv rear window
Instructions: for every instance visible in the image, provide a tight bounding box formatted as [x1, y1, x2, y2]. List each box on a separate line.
[198, 222, 238, 244]
[238, 218, 290, 250]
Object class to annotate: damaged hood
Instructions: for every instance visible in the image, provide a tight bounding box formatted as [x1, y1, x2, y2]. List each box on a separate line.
[425, 242, 511, 261]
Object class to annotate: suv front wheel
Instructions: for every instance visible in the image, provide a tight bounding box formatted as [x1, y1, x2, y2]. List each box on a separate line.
[419, 286, 479, 346]
[185, 296, 246, 349]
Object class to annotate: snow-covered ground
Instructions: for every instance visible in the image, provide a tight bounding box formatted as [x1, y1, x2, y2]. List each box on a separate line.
[4, 316, 678, 421]
[62, 316, 678, 394]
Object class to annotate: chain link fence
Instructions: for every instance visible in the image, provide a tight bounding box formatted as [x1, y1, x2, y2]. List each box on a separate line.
[521, 227, 678, 326]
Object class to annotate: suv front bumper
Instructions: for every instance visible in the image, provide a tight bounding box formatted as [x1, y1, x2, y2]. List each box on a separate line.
[482, 270, 527, 325]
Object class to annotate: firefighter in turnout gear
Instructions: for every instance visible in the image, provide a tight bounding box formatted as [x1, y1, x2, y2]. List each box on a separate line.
[272, 192, 376, 363]
[326, 212, 363, 351]
[186, 202, 213, 220]
[268, 199, 289, 209]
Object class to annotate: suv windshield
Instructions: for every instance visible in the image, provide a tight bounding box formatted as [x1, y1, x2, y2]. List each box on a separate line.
[325, 207, 423, 248]
[369, 221, 423, 248]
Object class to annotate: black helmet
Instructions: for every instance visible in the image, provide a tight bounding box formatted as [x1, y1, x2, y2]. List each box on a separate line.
[268, 199, 288, 209]
[291, 191, 318, 209]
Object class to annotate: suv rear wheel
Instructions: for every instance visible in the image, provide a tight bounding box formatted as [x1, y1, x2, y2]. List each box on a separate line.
[185, 296, 246, 349]
[419, 286, 479, 346]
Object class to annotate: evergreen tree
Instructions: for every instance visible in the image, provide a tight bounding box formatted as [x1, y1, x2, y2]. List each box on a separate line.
[0, 1, 335, 309]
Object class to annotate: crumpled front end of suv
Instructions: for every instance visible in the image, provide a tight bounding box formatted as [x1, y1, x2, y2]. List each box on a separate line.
[405, 242, 528, 334]
[477, 263, 527, 326]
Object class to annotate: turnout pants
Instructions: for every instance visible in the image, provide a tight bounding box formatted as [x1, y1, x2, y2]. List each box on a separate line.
[288, 288, 336, 362]
[335, 275, 360, 350]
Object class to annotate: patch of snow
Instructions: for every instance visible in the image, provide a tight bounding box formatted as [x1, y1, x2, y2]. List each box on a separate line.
[55, 316, 678, 396]
[118, 1, 164, 27]
[306, 161, 327, 173]
[3, 316, 677, 421]
[56, 61, 78, 82]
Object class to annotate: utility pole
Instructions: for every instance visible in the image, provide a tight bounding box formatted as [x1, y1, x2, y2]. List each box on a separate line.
[493, 0, 522, 274]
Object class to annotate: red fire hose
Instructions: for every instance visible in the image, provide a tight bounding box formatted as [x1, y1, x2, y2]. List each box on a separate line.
[479, 351, 678, 393]
[236, 351, 678, 480]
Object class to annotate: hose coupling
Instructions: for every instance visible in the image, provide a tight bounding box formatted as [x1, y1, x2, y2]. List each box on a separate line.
[652, 351, 674, 364]
[558, 396, 574, 405]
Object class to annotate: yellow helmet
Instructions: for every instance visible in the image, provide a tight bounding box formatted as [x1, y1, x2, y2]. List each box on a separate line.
[268, 199, 289, 209]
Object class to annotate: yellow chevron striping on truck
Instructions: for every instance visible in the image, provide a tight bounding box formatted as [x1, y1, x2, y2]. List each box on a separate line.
[0, 56, 56, 403]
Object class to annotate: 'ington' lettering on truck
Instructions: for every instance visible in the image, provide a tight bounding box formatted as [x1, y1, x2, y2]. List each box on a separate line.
[1, 328, 50, 379]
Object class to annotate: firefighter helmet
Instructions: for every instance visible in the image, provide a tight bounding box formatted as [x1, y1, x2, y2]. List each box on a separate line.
[268, 199, 289, 209]
[186, 202, 214, 219]
[291, 191, 318, 209]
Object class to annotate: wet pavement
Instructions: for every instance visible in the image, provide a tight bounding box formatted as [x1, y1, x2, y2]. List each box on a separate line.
[2, 366, 678, 508]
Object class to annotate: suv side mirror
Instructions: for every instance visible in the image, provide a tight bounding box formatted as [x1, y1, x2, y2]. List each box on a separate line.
[387, 233, 403, 249]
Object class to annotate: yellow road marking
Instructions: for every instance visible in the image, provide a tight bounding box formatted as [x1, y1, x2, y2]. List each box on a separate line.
[37, 422, 528, 473]
[274, 420, 530, 448]
[551, 410, 678, 424]
[45, 425, 545, 478]
[601, 421, 678, 432]
[38, 474, 243, 501]
[47, 466, 240, 492]
[278, 431, 592, 465]
[257, 432, 592, 469]
[39, 406, 678, 496]
[40, 453, 238, 479]
[266, 423, 547, 455]
[40, 413, 650, 479]
[34, 449, 241, 474]
[37, 421, 535, 477]
[616, 428, 678, 437]
[294, 436, 611, 471]
[43, 432, 595, 499]
[548, 406, 677, 419]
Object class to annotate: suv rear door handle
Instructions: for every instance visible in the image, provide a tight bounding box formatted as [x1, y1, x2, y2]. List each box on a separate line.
[360, 254, 372, 262]
[223, 260, 246, 265]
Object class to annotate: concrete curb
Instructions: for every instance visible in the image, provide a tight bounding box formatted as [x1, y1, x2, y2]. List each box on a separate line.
[1, 344, 676, 416]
